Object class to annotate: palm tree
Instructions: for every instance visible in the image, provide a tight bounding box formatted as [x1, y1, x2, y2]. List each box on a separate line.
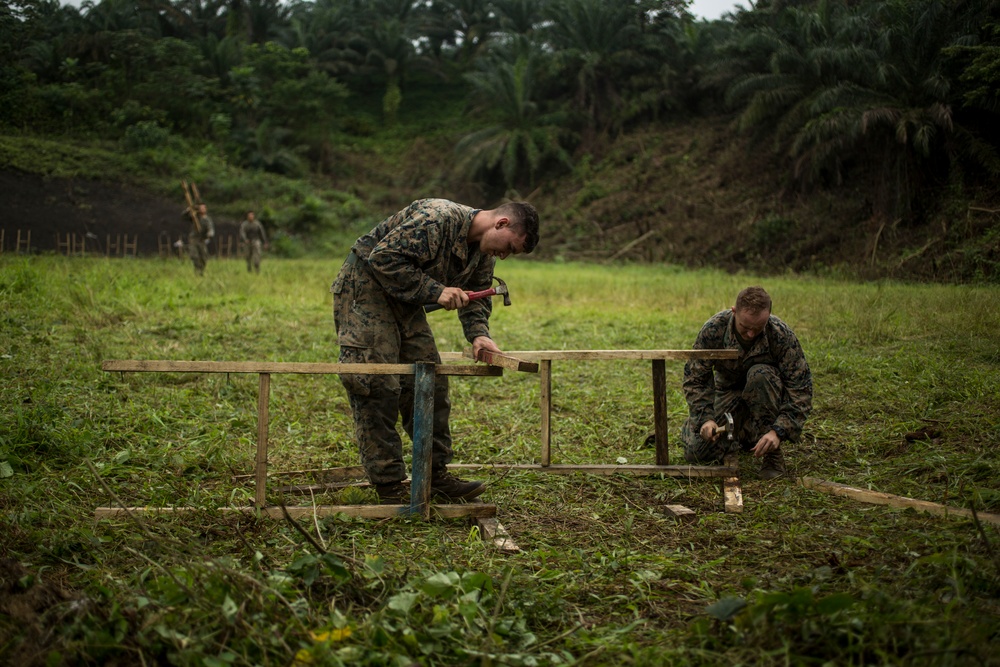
[454, 42, 574, 193]
[542, 0, 643, 145]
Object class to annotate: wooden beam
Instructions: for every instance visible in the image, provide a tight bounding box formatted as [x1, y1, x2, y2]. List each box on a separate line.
[255, 373, 270, 508]
[448, 463, 736, 478]
[462, 348, 539, 373]
[101, 359, 503, 377]
[539, 359, 552, 466]
[800, 477, 1000, 526]
[95, 504, 498, 520]
[444, 349, 738, 362]
[651, 359, 669, 465]
[722, 453, 743, 513]
[233, 466, 367, 482]
[102, 359, 501, 376]
[476, 517, 521, 553]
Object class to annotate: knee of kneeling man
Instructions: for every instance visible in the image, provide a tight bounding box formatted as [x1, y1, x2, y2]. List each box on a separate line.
[746, 364, 782, 388]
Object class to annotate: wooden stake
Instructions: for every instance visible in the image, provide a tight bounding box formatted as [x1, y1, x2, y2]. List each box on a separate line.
[722, 453, 743, 513]
[476, 517, 521, 553]
[255, 373, 270, 508]
[663, 504, 697, 522]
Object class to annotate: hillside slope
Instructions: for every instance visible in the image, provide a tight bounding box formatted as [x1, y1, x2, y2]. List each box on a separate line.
[3, 116, 998, 282]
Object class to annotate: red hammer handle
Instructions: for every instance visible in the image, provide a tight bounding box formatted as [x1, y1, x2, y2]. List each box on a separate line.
[423, 287, 496, 313]
[465, 287, 497, 301]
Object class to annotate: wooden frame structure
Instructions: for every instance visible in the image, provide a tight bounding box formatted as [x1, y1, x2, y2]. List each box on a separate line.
[98, 359, 506, 522]
[441, 349, 745, 513]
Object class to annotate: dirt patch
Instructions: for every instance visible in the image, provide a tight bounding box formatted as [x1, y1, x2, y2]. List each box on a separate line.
[1, 170, 241, 257]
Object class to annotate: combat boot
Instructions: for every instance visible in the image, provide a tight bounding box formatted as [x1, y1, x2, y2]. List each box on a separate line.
[431, 470, 485, 501]
[374, 480, 409, 504]
[760, 449, 787, 480]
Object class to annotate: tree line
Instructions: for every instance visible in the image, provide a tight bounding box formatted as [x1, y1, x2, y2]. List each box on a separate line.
[2, 0, 998, 219]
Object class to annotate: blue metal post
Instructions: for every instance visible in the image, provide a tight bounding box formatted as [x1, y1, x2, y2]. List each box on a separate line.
[410, 362, 434, 518]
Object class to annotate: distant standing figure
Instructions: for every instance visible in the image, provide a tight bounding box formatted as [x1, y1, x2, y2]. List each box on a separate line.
[239, 211, 268, 273]
[184, 203, 215, 275]
[681, 286, 813, 479]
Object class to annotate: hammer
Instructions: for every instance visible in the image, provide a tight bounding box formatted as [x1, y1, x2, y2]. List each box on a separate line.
[424, 277, 510, 313]
[713, 412, 734, 443]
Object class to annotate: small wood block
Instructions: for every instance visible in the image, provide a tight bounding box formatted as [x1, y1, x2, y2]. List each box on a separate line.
[462, 348, 539, 373]
[663, 504, 697, 522]
[476, 517, 521, 553]
[722, 453, 743, 514]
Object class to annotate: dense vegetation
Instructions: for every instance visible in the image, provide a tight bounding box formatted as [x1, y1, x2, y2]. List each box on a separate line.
[2, 0, 999, 279]
[1, 256, 999, 665]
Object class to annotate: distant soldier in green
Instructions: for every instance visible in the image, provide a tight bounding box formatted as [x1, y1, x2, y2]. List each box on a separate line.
[239, 211, 268, 273]
[331, 198, 540, 503]
[681, 286, 813, 479]
[185, 203, 215, 276]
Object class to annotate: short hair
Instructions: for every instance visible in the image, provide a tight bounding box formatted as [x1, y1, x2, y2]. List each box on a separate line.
[497, 202, 539, 254]
[735, 286, 772, 313]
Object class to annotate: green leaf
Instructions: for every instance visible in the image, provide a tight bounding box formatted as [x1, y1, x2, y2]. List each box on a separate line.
[0, 461, 13, 478]
[387, 591, 418, 613]
[705, 596, 747, 621]
[815, 593, 855, 615]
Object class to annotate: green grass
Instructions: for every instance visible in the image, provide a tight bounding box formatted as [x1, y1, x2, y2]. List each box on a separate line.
[2, 255, 999, 666]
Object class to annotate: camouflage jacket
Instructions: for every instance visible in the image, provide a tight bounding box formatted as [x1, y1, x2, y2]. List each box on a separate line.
[683, 310, 813, 442]
[351, 198, 495, 342]
[239, 219, 267, 243]
[184, 210, 215, 240]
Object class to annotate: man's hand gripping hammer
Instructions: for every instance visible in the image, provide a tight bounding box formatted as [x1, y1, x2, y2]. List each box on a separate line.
[424, 277, 510, 313]
[713, 412, 735, 443]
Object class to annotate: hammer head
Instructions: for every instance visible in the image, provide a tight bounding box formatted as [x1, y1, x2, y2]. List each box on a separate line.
[716, 412, 735, 442]
[493, 277, 511, 306]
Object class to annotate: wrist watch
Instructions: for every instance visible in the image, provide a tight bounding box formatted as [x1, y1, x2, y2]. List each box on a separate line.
[772, 425, 788, 441]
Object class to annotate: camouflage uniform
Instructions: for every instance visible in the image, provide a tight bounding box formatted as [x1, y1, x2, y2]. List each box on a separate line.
[239, 218, 267, 273]
[331, 199, 496, 484]
[186, 212, 215, 275]
[681, 310, 812, 463]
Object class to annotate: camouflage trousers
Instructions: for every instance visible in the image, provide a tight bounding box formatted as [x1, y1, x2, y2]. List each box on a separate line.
[188, 232, 209, 275]
[245, 240, 262, 273]
[682, 364, 785, 463]
[332, 252, 453, 484]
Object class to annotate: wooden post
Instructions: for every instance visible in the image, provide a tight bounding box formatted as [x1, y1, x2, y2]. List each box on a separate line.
[410, 361, 435, 519]
[124, 234, 137, 257]
[255, 373, 270, 508]
[652, 359, 669, 465]
[16, 229, 31, 253]
[540, 359, 552, 466]
[0, 229, 4, 254]
[56, 233, 71, 256]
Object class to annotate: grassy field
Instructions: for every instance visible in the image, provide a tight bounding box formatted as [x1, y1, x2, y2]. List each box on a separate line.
[2, 254, 999, 666]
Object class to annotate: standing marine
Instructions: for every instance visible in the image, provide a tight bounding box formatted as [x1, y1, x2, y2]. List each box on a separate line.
[239, 211, 268, 273]
[681, 286, 813, 479]
[185, 203, 215, 276]
[331, 198, 539, 503]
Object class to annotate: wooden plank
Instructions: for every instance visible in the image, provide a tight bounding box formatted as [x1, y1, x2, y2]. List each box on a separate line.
[95, 504, 498, 520]
[277, 480, 369, 494]
[651, 359, 669, 465]
[540, 359, 552, 466]
[476, 517, 521, 553]
[410, 362, 434, 519]
[102, 359, 501, 376]
[255, 373, 270, 508]
[800, 477, 1000, 526]
[444, 349, 738, 362]
[447, 463, 736, 478]
[233, 466, 367, 482]
[462, 348, 539, 373]
[722, 453, 743, 513]
[663, 504, 697, 523]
